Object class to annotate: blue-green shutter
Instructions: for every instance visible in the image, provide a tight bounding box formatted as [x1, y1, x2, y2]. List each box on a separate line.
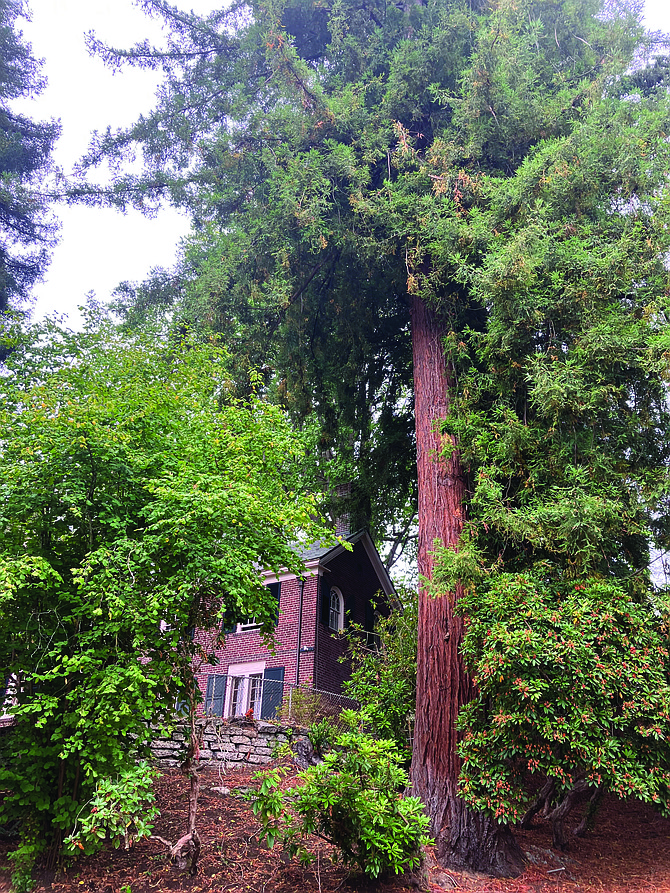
[206, 675, 226, 716]
[268, 581, 281, 626]
[261, 667, 285, 719]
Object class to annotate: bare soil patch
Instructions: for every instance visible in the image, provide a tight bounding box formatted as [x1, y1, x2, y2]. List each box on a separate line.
[1, 763, 669, 893]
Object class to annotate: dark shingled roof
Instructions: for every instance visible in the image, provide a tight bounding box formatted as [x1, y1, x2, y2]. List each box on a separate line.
[298, 542, 338, 561]
[296, 530, 368, 563]
[283, 530, 397, 601]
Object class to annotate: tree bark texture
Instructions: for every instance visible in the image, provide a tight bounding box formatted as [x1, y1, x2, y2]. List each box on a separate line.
[409, 293, 524, 877]
[154, 698, 203, 874]
[548, 779, 589, 849]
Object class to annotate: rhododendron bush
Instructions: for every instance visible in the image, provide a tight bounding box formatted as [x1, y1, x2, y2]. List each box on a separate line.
[457, 574, 670, 847]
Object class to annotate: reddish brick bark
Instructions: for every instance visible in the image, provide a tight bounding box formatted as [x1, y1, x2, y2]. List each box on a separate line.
[410, 293, 524, 876]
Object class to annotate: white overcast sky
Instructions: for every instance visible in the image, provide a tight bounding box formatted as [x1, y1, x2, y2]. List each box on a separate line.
[17, 0, 220, 325]
[14, 0, 670, 326]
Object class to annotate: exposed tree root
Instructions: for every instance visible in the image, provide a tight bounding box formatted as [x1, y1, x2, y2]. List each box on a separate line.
[521, 779, 556, 830]
[152, 685, 204, 874]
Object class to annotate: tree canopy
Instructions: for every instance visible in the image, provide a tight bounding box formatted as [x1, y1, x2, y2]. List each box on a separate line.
[78, 0, 670, 874]
[80, 0, 670, 575]
[0, 316, 330, 880]
[0, 0, 59, 330]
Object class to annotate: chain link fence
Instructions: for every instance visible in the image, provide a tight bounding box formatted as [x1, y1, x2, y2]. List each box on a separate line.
[278, 683, 359, 729]
[203, 672, 358, 728]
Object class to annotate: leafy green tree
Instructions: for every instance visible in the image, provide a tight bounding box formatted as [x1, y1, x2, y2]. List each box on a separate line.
[0, 315, 330, 882]
[0, 0, 59, 331]
[79, 0, 670, 874]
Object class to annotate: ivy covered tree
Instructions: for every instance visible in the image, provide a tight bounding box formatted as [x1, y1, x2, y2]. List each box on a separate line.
[79, 0, 670, 875]
[0, 316, 330, 883]
[0, 0, 59, 328]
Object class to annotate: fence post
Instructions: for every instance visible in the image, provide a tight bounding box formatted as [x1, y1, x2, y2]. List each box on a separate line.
[288, 686, 293, 721]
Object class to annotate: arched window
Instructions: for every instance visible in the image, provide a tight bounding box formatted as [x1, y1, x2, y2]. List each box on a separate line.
[328, 587, 344, 632]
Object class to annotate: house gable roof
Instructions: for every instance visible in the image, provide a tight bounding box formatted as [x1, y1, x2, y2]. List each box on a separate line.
[263, 530, 397, 602]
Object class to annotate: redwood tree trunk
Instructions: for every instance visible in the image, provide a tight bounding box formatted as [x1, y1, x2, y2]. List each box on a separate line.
[410, 293, 524, 877]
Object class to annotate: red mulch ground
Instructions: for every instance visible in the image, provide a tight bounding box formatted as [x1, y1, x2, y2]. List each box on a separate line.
[1, 762, 669, 893]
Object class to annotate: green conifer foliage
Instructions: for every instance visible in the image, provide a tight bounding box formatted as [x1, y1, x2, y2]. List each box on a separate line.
[80, 0, 670, 872]
[0, 0, 59, 320]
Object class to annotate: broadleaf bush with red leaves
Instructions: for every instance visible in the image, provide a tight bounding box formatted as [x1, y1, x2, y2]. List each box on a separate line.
[457, 574, 670, 839]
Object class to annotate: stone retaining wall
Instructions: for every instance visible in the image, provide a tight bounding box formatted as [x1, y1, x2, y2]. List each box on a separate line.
[150, 717, 292, 769]
[0, 716, 302, 772]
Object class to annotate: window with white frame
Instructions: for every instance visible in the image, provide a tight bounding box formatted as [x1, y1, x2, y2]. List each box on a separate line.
[228, 676, 243, 715]
[228, 673, 264, 716]
[225, 661, 266, 718]
[248, 674, 263, 716]
[328, 587, 344, 632]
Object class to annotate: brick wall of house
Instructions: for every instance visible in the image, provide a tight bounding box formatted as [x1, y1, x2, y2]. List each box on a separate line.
[194, 534, 392, 710]
[297, 574, 319, 686]
[194, 575, 320, 712]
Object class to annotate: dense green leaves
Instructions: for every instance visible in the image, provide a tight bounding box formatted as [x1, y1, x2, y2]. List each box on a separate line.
[436, 96, 670, 577]
[343, 591, 417, 757]
[457, 575, 670, 823]
[251, 714, 432, 877]
[64, 763, 159, 856]
[0, 317, 331, 872]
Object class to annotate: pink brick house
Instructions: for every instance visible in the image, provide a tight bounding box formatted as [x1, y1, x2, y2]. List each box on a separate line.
[195, 530, 396, 721]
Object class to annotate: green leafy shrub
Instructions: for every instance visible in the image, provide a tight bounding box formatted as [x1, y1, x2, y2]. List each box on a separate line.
[457, 574, 670, 832]
[307, 718, 335, 757]
[343, 590, 417, 759]
[64, 763, 159, 856]
[277, 686, 323, 726]
[251, 713, 431, 878]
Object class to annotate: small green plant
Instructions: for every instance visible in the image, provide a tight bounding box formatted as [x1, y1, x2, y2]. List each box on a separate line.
[64, 763, 160, 856]
[278, 686, 330, 726]
[251, 712, 432, 878]
[307, 717, 335, 757]
[271, 740, 293, 760]
[7, 818, 43, 893]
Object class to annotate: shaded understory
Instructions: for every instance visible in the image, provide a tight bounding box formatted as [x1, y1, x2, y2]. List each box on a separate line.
[1, 764, 669, 893]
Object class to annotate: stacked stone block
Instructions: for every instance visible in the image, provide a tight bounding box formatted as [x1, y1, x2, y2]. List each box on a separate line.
[150, 718, 291, 769]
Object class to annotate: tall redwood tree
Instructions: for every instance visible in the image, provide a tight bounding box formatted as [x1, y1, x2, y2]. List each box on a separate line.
[410, 294, 523, 872]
